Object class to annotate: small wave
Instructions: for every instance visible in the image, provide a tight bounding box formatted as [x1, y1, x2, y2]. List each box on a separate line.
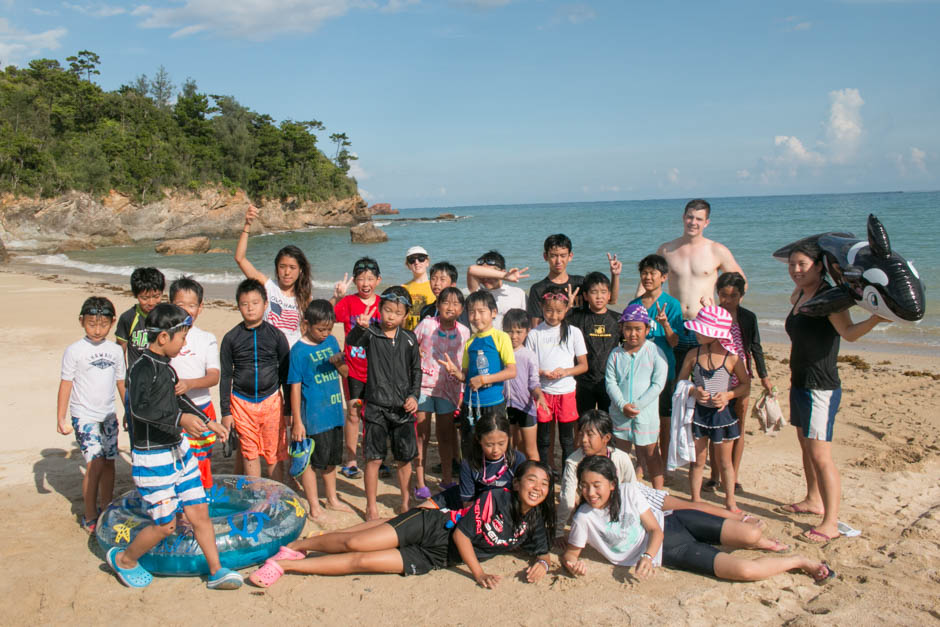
[20, 254, 334, 289]
[373, 221, 391, 227]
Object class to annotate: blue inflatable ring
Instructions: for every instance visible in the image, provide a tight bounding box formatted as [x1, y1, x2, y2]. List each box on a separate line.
[96, 475, 307, 576]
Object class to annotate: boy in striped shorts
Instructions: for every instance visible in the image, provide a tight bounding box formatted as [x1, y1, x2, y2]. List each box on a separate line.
[106, 304, 242, 590]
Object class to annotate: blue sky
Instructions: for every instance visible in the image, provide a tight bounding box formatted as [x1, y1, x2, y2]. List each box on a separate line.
[3, 0, 938, 207]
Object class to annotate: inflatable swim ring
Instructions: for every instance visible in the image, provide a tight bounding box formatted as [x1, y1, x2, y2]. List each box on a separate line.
[96, 475, 306, 576]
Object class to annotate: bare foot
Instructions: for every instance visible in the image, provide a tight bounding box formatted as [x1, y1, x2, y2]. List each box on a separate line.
[756, 537, 790, 553]
[726, 503, 742, 514]
[307, 508, 327, 523]
[803, 560, 835, 583]
[325, 499, 354, 513]
[365, 507, 380, 521]
[782, 500, 824, 516]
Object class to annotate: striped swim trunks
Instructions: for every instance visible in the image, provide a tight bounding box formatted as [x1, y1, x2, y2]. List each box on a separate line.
[184, 401, 218, 489]
[131, 438, 207, 525]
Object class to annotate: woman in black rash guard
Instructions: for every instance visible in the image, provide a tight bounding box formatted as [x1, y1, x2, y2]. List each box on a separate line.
[782, 242, 885, 544]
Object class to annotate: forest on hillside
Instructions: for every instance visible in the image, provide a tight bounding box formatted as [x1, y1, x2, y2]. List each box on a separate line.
[0, 51, 358, 203]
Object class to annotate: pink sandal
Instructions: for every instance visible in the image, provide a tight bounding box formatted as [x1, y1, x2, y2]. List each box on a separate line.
[272, 546, 306, 561]
[249, 559, 285, 588]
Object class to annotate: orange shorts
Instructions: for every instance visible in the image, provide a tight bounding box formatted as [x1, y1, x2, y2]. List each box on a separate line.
[230, 392, 287, 464]
[536, 391, 579, 424]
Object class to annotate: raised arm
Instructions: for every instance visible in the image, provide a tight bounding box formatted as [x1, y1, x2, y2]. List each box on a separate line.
[234, 205, 268, 283]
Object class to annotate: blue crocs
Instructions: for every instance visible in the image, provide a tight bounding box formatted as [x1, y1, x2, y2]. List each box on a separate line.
[288, 438, 314, 478]
[207, 567, 244, 590]
[106, 547, 153, 588]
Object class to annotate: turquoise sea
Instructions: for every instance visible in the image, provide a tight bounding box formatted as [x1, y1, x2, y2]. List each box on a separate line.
[20, 191, 938, 352]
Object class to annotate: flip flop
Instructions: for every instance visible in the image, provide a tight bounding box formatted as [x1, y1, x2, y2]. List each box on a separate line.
[249, 559, 284, 588]
[339, 465, 362, 479]
[80, 515, 97, 534]
[271, 546, 306, 561]
[702, 479, 718, 493]
[288, 438, 314, 478]
[106, 547, 153, 588]
[207, 567, 243, 590]
[801, 528, 841, 545]
[414, 486, 432, 500]
[813, 562, 837, 585]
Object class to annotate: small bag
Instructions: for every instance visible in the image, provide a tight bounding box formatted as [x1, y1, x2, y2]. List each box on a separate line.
[752, 387, 784, 434]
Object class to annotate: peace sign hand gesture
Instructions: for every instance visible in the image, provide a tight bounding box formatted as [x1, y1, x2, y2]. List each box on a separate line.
[607, 252, 622, 276]
[655, 302, 670, 330]
[333, 273, 353, 301]
[504, 267, 530, 283]
[437, 353, 462, 379]
[566, 284, 580, 310]
[356, 303, 377, 328]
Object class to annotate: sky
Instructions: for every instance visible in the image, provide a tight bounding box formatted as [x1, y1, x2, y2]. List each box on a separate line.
[2, 0, 938, 208]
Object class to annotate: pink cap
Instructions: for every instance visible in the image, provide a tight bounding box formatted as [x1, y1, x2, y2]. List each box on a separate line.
[684, 305, 737, 354]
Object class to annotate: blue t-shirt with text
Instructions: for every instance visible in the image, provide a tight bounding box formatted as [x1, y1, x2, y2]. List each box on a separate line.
[287, 335, 345, 435]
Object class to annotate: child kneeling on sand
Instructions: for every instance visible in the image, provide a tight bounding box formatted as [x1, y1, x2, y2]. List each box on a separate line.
[107, 304, 241, 589]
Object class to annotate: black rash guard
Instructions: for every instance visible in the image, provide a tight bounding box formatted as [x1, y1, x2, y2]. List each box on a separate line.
[346, 323, 422, 409]
[785, 281, 841, 390]
[127, 350, 209, 450]
[219, 320, 290, 416]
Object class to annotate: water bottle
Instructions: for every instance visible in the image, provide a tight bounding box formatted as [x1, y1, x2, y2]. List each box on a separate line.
[475, 350, 490, 388]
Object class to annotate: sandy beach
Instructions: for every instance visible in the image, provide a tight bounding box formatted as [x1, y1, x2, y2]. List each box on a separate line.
[0, 268, 937, 626]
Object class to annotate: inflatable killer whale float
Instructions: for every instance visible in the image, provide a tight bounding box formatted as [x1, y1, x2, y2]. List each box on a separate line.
[773, 214, 926, 323]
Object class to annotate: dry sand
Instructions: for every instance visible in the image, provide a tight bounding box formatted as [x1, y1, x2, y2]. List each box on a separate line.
[0, 269, 937, 626]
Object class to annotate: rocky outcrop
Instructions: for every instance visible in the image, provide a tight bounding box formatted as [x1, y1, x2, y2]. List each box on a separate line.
[350, 222, 388, 244]
[0, 237, 7, 263]
[156, 236, 211, 255]
[368, 203, 398, 215]
[0, 188, 369, 253]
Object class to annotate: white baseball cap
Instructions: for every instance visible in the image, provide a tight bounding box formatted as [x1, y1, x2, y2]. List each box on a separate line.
[405, 246, 429, 258]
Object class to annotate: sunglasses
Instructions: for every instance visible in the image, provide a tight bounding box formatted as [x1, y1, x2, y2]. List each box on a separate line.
[81, 307, 114, 317]
[541, 292, 569, 302]
[475, 257, 504, 268]
[406, 254, 428, 264]
[381, 293, 412, 308]
[146, 315, 194, 335]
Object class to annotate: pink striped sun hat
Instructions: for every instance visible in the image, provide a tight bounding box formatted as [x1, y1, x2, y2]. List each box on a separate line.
[684, 305, 737, 354]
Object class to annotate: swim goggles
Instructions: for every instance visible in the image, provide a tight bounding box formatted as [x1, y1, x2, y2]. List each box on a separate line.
[475, 256, 504, 269]
[380, 292, 412, 308]
[81, 306, 115, 317]
[352, 260, 380, 276]
[541, 292, 569, 302]
[146, 314, 193, 335]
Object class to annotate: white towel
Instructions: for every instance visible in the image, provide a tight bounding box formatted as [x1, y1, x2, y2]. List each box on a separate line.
[667, 380, 696, 470]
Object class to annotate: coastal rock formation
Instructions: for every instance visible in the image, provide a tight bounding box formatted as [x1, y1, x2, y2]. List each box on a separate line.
[156, 236, 211, 256]
[350, 222, 388, 244]
[0, 188, 369, 253]
[0, 238, 6, 263]
[369, 203, 399, 215]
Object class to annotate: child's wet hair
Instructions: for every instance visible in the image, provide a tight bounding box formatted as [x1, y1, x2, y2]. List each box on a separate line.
[169, 275, 204, 304]
[352, 256, 381, 278]
[380, 285, 412, 310]
[716, 271, 746, 296]
[577, 409, 614, 438]
[576, 455, 622, 522]
[466, 289, 497, 312]
[543, 233, 572, 253]
[430, 261, 458, 284]
[436, 286, 465, 308]
[130, 267, 165, 296]
[581, 271, 611, 293]
[502, 308, 529, 332]
[470, 413, 516, 471]
[476, 250, 506, 270]
[145, 303, 191, 343]
[638, 254, 669, 276]
[303, 299, 336, 326]
[79, 296, 115, 318]
[511, 460, 556, 539]
[236, 278, 267, 303]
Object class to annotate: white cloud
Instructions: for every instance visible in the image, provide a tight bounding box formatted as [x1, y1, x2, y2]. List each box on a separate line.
[736, 169, 751, 180]
[824, 88, 864, 163]
[911, 147, 927, 172]
[891, 146, 929, 177]
[792, 21, 812, 31]
[62, 2, 127, 17]
[31, 8, 60, 16]
[0, 18, 67, 65]
[773, 135, 825, 167]
[134, 1, 372, 39]
[358, 187, 374, 201]
[599, 184, 620, 193]
[666, 167, 680, 184]
[561, 3, 596, 24]
[382, 0, 420, 12]
[456, 0, 513, 7]
[347, 157, 368, 181]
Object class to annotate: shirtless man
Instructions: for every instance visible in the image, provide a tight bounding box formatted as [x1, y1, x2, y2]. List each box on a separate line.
[651, 199, 746, 364]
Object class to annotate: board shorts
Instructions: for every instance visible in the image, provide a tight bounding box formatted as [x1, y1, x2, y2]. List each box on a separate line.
[789, 387, 841, 442]
[662, 509, 724, 576]
[389, 508, 452, 576]
[310, 425, 344, 469]
[185, 401, 217, 489]
[230, 392, 287, 464]
[417, 393, 457, 415]
[363, 404, 417, 463]
[507, 406, 536, 429]
[536, 391, 579, 424]
[72, 414, 119, 463]
[658, 378, 676, 418]
[131, 438, 207, 525]
[575, 381, 611, 415]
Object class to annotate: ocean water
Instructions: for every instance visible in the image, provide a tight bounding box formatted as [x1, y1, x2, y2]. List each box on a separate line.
[19, 191, 938, 351]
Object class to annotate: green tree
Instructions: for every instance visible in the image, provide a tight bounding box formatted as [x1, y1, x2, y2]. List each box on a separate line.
[66, 50, 101, 82]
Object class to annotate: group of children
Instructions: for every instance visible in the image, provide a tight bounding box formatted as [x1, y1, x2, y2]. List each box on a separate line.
[59, 205, 796, 590]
